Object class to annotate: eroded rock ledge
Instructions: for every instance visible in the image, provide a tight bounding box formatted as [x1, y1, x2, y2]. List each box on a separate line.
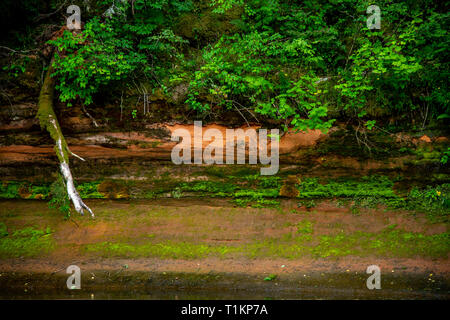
[0, 104, 448, 183]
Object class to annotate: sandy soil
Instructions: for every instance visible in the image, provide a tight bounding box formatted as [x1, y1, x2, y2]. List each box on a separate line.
[0, 199, 448, 276]
[1, 256, 449, 276]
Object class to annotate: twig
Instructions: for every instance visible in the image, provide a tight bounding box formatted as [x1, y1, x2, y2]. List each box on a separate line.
[34, 0, 68, 22]
[233, 104, 250, 127]
[374, 125, 393, 135]
[82, 105, 99, 127]
[120, 90, 124, 121]
[51, 260, 80, 275]
[0, 46, 37, 53]
[233, 100, 259, 123]
[355, 121, 372, 154]
[421, 88, 429, 130]
[0, 46, 38, 58]
[68, 150, 86, 161]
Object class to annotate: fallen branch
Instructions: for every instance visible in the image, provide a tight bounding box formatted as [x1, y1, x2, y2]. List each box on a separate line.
[37, 60, 94, 217]
[82, 105, 99, 127]
[34, 0, 68, 22]
[0, 46, 38, 58]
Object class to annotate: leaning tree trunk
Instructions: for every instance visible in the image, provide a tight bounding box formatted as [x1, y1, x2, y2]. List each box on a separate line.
[36, 62, 94, 217]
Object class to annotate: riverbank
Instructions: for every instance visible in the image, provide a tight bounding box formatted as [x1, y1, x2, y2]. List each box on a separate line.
[0, 199, 448, 299]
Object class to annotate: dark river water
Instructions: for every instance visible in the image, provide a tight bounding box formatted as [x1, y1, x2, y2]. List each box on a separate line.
[0, 271, 448, 300]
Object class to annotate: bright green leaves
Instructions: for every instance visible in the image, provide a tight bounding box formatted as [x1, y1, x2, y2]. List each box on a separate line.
[365, 120, 376, 130]
[186, 30, 332, 131]
[137, 28, 187, 56]
[210, 0, 244, 14]
[38, 0, 448, 129]
[48, 1, 189, 107]
[335, 27, 423, 121]
[271, 73, 335, 132]
[49, 18, 143, 106]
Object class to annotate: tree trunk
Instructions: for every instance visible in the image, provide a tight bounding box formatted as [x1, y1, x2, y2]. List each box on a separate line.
[37, 62, 94, 217]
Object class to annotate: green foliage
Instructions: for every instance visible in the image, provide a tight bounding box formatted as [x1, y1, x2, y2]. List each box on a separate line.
[0, 181, 51, 200]
[49, 18, 144, 106]
[0, 182, 21, 199]
[48, 0, 188, 107]
[0, 225, 54, 258]
[440, 148, 450, 165]
[171, 187, 183, 199]
[76, 181, 104, 198]
[181, 0, 449, 128]
[296, 220, 313, 235]
[406, 184, 450, 222]
[298, 200, 316, 209]
[2, 58, 27, 77]
[2, 0, 449, 128]
[84, 240, 241, 259]
[263, 274, 277, 281]
[249, 198, 280, 208]
[185, 30, 334, 131]
[335, 26, 423, 119]
[311, 228, 450, 258]
[0, 180, 103, 201]
[0, 222, 8, 238]
[83, 228, 449, 260]
[2, 175, 447, 222]
[257, 176, 282, 188]
[179, 177, 280, 207]
[48, 174, 70, 217]
[298, 176, 398, 199]
[296, 177, 449, 222]
[180, 180, 238, 195]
